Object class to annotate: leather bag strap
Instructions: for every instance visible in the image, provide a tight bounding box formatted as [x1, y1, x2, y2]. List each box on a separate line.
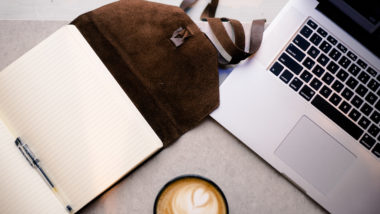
[179, 0, 265, 64]
[180, 0, 219, 20]
[207, 18, 265, 64]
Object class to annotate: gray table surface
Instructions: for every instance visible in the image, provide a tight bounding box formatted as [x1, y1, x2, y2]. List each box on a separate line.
[0, 1, 327, 213]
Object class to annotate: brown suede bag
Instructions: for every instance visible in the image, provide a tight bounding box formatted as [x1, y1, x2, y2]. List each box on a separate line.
[71, 0, 264, 147]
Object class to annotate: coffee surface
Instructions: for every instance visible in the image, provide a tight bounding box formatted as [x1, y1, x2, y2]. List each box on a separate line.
[155, 177, 227, 214]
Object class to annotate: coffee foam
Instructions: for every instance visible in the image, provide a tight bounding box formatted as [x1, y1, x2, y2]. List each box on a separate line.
[155, 177, 227, 214]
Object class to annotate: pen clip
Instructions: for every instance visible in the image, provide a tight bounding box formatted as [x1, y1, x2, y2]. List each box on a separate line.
[15, 138, 39, 167]
[23, 143, 40, 164]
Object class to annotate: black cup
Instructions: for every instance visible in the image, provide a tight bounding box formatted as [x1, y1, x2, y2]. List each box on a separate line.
[154, 175, 228, 214]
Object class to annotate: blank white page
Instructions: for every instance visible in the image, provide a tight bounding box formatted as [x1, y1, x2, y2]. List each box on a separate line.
[0, 120, 66, 214]
[0, 25, 163, 212]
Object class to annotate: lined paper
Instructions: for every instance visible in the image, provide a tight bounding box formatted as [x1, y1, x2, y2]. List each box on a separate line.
[0, 120, 66, 214]
[0, 25, 163, 212]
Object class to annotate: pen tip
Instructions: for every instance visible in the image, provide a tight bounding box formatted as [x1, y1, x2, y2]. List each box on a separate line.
[15, 138, 20, 146]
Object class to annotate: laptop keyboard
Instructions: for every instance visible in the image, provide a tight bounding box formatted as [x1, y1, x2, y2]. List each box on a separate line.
[270, 18, 380, 159]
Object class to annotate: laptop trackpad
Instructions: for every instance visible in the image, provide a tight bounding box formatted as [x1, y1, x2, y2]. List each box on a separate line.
[275, 116, 356, 194]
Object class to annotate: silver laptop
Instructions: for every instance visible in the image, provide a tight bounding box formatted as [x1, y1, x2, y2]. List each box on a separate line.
[211, 0, 380, 213]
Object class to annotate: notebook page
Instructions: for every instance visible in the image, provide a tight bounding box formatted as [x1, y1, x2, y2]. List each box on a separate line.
[0, 120, 66, 214]
[0, 25, 163, 212]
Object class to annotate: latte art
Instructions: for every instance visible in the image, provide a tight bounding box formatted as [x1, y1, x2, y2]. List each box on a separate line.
[171, 186, 217, 213]
[155, 176, 227, 214]
[193, 188, 210, 207]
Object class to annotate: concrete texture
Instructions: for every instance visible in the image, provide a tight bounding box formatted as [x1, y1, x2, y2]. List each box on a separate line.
[0, 0, 327, 213]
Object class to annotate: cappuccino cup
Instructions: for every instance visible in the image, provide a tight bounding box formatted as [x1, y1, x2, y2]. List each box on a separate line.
[154, 175, 228, 214]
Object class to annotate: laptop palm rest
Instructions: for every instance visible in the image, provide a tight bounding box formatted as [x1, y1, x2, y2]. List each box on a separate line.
[275, 116, 356, 195]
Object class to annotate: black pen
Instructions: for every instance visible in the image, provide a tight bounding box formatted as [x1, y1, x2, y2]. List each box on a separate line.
[15, 137, 73, 213]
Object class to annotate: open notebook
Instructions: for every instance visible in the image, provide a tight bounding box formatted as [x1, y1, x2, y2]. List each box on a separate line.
[0, 25, 163, 213]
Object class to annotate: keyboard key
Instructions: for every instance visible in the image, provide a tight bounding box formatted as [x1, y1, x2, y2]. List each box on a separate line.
[358, 71, 370, 84]
[320, 86, 332, 98]
[312, 65, 325, 77]
[339, 101, 352, 113]
[337, 43, 347, 53]
[360, 134, 376, 149]
[360, 103, 373, 116]
[280, 70, 294, 83]
[300, 70, 313, 83]
[368, 124, 380, 138]
[351, 95, 364, 108]
[337, 69, 349, 81]
[286, 43, 306, 62]
[290, 77, 303, 91]
[368, 79, 380, 92]
[307, 19, 318, 29]
[311, 95, 364, 140]
[279, 53, 303, 74]
[317, 53, 330, 66]
[300, 26, 313, 38]
[302, 57, 315, 70]
[310, 78, 322, 90]
[327, 35, 337, 45]
[349, 109, 361, 121]
[365, 92, 378, 105]
[375, 100, 380, 111]
[372, 144, 380, 158]
[319, 41, 332, 53]
[329, 48, 342, 61]
[322, 72, 334, 85]
[357, 59, 367, 69]
[307, 46, 320, 58]
[317, 27, 328, 37]
[346, 77, 359, 89]
[270, 62, 284, 76]
[326, 61, 339, 74]
[347, 51, 357, 61]
[338, 56, 351, 69]
[299, 85, 315, 101]
[329, 93, 342, 105]
[332, 80, 344, 93]
[370, 111, 380, 123]
[367, 67, 377, 77]
[358, 117, 371, 130]
[348, 64, 361, 76]
[342, 88, 354, 100]
[293, 35, 310, 51]
[355, 84, 368, 97]
[309, 33, 322, 46]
